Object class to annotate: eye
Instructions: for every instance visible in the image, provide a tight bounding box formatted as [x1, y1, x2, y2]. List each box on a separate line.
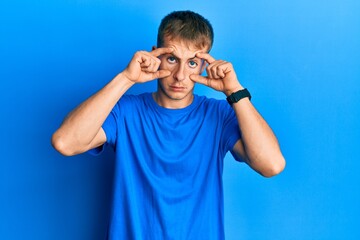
[188, 60, 198, 68]
[167, 56, 176, 64]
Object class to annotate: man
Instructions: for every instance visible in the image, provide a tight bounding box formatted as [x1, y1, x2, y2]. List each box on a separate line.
[52, 10, 285, 239]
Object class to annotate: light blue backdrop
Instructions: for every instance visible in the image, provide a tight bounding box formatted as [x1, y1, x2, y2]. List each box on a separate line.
[1, 0, 359, 239]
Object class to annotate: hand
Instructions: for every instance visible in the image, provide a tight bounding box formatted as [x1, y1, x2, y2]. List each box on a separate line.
[190, 53, 243, 96]
[123, 47, 174, 83]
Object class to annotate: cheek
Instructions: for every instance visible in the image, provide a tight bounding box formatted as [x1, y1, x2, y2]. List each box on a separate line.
[188, 66, 202, 75]
[159, 62, 175, 72]
[159, 61, 175, 71]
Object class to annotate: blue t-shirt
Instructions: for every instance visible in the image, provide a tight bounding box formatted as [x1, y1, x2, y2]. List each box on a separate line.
[91, 92, 242, 240]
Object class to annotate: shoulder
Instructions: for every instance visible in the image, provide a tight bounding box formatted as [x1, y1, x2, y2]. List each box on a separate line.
[194, 95, 236, 124]
[111, 93, 152, 116]
[120, 92, 148, 101]
[118, 92, 151, 106]
[195, 94, 231, 111]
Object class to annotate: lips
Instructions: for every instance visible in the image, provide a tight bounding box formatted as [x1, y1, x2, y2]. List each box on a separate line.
[169, 85, 186, 91]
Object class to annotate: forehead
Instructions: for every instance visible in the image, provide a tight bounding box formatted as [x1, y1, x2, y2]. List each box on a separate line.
[162, 37, 208, 59]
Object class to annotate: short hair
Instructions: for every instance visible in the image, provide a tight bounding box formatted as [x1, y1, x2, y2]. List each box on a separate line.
[157, 10, 214, 51]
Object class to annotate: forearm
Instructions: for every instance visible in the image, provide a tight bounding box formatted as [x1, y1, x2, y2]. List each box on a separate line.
[52, 48, 173, 156]
[52, 72, 134, 155]
[232, 97, 285, 177]
[188, 52, 285, 176]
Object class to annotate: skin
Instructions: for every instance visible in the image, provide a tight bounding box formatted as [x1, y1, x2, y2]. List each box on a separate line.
[52, 37, 285, 177]
[152, 39, 207, 109]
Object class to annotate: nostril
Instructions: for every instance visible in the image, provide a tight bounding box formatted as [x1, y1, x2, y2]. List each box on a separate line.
[175, 72, 186, 81]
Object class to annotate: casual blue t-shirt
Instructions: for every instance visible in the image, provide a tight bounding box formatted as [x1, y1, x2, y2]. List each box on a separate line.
[91, 92, 242, 240]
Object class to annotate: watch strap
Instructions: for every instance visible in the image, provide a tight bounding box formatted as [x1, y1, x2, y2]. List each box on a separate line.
[226, 88, 251, 105]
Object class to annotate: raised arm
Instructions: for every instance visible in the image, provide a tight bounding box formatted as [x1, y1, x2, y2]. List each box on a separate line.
[52, 47, 173, 156]
[190, 52, 285, 177]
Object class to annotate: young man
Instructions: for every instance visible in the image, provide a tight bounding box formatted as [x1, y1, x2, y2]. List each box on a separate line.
[52, 10, 285, 239]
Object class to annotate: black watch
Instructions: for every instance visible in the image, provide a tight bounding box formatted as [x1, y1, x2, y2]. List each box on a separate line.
[226, 88, 251, 105]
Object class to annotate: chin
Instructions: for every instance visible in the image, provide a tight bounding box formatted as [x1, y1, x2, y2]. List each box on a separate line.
[166, 91, 191, 101]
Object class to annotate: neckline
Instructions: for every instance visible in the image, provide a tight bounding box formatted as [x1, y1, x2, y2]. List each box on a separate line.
[146, 92, 199, 114]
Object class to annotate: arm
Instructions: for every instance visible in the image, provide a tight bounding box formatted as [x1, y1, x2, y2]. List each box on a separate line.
[52, 48, 174, 156]
[229, 97, 285, 177]
[190, 53, 285, 177]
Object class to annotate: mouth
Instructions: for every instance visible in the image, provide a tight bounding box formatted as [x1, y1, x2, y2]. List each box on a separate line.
[169, 85, 186, 92]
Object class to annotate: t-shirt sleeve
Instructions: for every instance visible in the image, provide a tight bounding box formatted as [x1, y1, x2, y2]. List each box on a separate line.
[221, 102, 244, 162]
[87, 100, 122, 156]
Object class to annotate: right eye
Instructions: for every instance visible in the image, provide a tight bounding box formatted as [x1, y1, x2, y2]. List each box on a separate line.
[167, 56, 176, 64]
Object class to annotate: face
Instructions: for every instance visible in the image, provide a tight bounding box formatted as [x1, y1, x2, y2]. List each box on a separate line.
[155, 38, 208, 108]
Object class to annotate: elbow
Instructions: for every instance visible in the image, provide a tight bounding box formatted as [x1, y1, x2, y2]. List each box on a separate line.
[261, 155, 286, 178]
[51, 132, 77, 156]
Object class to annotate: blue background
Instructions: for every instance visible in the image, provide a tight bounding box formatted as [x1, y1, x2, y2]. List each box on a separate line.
[1, 0, 359, 239]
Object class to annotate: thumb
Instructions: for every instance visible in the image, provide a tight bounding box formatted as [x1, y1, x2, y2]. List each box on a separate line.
[153, 70, 171, 79]
[190, 74, 209, 86]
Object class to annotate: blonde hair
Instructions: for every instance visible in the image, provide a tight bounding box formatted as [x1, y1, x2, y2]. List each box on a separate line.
[157, 10, 214, 51]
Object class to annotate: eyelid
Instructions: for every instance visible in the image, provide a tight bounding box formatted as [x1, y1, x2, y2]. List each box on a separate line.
[188, 60, 198, 68]
[167, 54, 177, 59]
[167, 56, 177, 62]
[168, 53, 199, 61]
[166, 54, 200, 66]
[191, 58, 203, 65]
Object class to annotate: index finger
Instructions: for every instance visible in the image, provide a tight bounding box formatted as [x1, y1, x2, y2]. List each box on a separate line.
[195, 52, 216, 64]
[151, 47, 174, 57]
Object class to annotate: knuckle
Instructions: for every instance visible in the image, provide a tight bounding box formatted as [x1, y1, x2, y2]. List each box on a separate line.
[135, 51, 145, 58]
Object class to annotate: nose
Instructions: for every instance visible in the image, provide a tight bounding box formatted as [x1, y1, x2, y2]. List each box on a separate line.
[174, 63, 186, 81]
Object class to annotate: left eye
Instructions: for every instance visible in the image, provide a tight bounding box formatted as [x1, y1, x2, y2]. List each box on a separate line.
[188, 61, 198, 68]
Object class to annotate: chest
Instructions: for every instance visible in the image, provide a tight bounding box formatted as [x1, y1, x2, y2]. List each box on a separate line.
[117, 108, 225, 182]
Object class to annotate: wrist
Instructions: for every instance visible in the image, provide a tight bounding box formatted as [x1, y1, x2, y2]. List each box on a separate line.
[226, 88, 251, 105]
[117, 72, 136, 87]
[224, 84, 244, 97]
